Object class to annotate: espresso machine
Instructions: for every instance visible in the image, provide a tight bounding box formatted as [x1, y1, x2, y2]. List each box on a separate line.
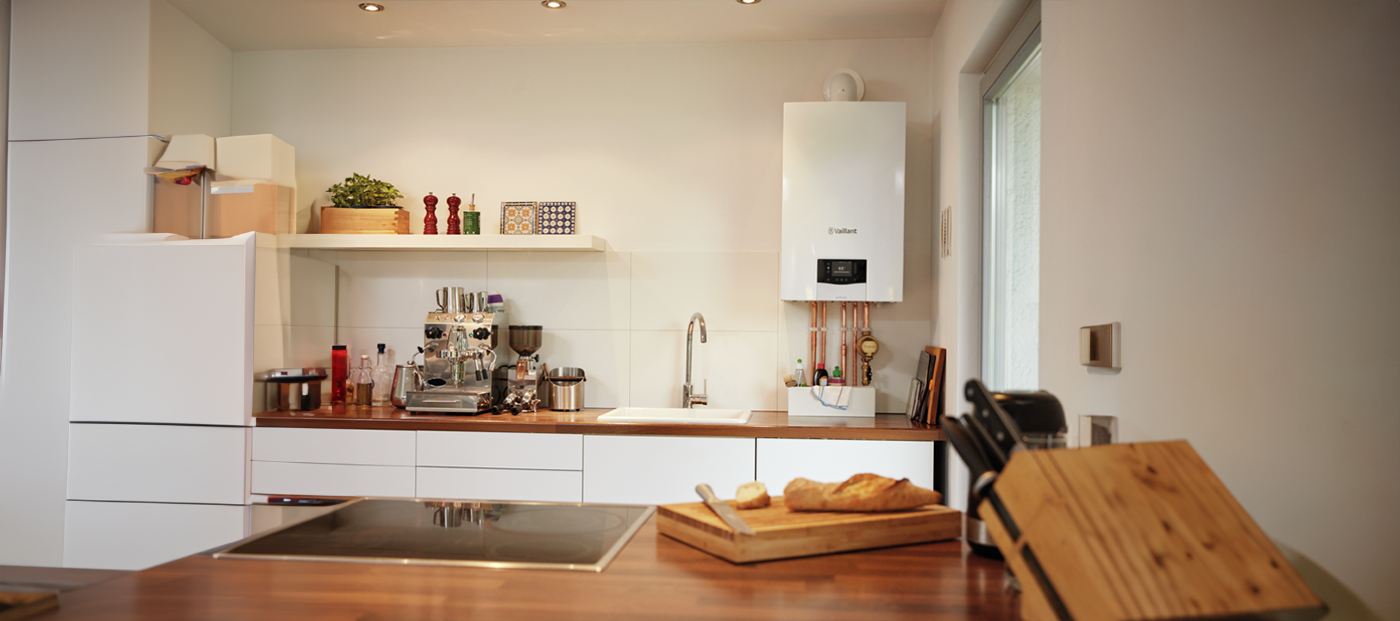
[491, 325, 549, 414]
[406, 287, 503, 414]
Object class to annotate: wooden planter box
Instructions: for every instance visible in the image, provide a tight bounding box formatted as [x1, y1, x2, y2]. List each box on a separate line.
[320, 207, 409, 234]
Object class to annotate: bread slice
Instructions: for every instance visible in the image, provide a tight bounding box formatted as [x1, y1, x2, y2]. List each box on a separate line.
[783, 473, 942, 512]
[735, 481, 771, 509]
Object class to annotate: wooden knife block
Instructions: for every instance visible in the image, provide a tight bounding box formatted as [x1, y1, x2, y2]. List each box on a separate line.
[979, 440, 1325, 621]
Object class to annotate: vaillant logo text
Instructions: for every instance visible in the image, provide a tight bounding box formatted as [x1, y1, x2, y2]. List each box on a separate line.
[828, 228, 858, 235]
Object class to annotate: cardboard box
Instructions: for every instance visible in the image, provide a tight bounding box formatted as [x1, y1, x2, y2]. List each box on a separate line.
[215, 134, 295, 188]
[320, 207, 410, 234]
[153, 181, 297, 238]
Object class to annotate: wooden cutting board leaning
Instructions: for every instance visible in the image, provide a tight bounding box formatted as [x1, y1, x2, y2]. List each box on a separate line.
[657, 496, 960, 563]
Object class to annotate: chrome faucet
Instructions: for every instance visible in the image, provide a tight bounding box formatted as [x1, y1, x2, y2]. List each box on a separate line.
[682, 312, 708, 408]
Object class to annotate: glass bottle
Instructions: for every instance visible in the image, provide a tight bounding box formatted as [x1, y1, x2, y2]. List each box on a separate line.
[331, 345, 348, 404]
[355, 354, 373, 406]
[371, 344, 392, 406]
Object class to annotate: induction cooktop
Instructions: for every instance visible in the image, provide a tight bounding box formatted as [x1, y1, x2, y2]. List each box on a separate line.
[212, 498, 655, 572]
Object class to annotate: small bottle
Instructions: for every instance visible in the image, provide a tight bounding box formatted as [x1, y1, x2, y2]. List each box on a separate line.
[371, 344, 392, 406]
[812, 363, 829, 387]
[357, 354, 374, 406]
[345, 356, 363, 406]
[794, 359, 806, 387]
[331, 345, 348, 404]
[830, 366, 846, 385]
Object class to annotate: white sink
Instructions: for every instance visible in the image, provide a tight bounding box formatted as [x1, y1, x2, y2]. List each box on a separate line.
[597, 407, 753, 425]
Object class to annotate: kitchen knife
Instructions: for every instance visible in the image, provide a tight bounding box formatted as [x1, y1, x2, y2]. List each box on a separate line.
[695, 484, 756, 536]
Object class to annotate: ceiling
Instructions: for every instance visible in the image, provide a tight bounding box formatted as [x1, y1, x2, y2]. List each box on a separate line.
[167, 0, 946, 52]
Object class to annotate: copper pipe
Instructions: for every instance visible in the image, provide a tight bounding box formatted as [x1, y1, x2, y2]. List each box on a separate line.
[839, 302, 848, 380]
[807, 301, 818, 386]
[819, 302, 827, 370]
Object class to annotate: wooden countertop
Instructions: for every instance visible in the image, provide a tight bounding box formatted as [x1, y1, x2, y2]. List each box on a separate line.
[254, 407, 946, 441]
[39, 517, 1016, 620]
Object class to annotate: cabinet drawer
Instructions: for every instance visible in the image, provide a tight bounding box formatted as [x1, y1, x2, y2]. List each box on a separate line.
[64, 501, 246, 571]
[417, 431, 582, 470]
[582, 436, 755, 506]
[417, 467, 582, 503]
[251, 461, 415, 498]
[68, 423, 247, 505]
[253, 428, 415, 466]
[756, 438, 935, 490]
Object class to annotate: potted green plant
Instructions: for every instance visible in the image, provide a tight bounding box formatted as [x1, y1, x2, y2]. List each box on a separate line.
[326, 173, 404, 208]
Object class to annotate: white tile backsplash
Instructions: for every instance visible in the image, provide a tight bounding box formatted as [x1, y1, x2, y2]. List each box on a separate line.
[530, 329, 630, 409]
[629, 251, 779, 332]
[272, 248, 917, 414]
[330, 250, 490, 329]
[629, 330, 778, 411]
[487, 251, 630, 331]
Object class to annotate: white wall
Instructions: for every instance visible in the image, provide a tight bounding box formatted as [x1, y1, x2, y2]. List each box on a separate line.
[231, 39, 935, 413]
[933, 0, 1400, 618]
[1039, 2, 1400, 617]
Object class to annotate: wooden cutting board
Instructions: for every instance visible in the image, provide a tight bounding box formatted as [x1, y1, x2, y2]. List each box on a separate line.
[657, 496, 960, 563]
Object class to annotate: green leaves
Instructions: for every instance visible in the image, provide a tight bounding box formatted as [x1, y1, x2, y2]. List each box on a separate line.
[326, 172, 404, 207]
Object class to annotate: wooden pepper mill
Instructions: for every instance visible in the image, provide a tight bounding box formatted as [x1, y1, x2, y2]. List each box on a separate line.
[446, 194, 462, 235]
[423, 193, 439, 235]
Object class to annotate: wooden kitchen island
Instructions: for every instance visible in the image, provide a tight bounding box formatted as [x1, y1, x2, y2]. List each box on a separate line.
[37, 518, 1017, 620]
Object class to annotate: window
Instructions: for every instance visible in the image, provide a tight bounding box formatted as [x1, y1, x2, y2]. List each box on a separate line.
[982, 5, 1041, 391]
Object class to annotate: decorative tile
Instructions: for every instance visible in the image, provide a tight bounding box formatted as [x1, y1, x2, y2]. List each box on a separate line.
[536, 201, 577, 235]
[500, 202, 536, 235]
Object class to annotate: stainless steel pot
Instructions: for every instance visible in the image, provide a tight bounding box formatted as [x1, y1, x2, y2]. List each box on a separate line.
[547, 367, 586, 411]
[264, 368, 328, 411]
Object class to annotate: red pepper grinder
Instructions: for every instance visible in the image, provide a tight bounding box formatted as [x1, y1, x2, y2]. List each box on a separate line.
[422, 193, 439, 235]
[446, 194, 462, 235]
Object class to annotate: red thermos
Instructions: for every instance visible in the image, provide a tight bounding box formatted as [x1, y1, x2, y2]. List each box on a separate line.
[331, 345, 348, 404]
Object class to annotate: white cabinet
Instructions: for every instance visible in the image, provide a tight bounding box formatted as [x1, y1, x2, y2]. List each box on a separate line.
[417, 467, 582, 503]
[68, 424, 248, 505]
[755, 438, 935, 491]
[254, 428, 416, 466]
[9, 0, 151, 140]
[416, 432, 584, 502]
[64, 501, 246, 571]
[251, 461, 415, 498]
[71, 236, 258, 426]
[252, 428, 417, 497]
[417, 431, 582, 470]
[582, 436, 756, 505]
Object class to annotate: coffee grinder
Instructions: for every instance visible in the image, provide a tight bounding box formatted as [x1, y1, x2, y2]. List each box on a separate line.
[492, 325, 549, 414]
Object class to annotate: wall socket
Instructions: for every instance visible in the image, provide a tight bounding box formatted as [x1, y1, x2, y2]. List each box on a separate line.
[1078, 415, 1117, 447]
[1080, 322, 1121, 368]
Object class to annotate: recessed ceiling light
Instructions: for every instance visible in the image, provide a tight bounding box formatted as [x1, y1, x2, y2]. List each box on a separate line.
[359, 3, 384, 11]
[737, 0, 760, 4]
[542, 0, 565, 8]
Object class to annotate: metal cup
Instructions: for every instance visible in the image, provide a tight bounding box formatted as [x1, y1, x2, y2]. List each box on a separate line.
[436, 286, 467, 313]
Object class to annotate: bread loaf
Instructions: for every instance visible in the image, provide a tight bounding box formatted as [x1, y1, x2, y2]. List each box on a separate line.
[735, 481, 771, 509]
[783, 473, 942, 512]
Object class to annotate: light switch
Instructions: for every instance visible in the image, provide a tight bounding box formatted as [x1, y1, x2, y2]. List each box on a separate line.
[1079, 322, 1121, 368]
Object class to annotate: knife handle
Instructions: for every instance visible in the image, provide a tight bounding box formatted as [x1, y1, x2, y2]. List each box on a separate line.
[695, 483, 719, 503]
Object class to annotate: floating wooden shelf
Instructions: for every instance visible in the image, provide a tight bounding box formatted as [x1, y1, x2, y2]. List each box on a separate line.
[275, 234, 606, 252]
